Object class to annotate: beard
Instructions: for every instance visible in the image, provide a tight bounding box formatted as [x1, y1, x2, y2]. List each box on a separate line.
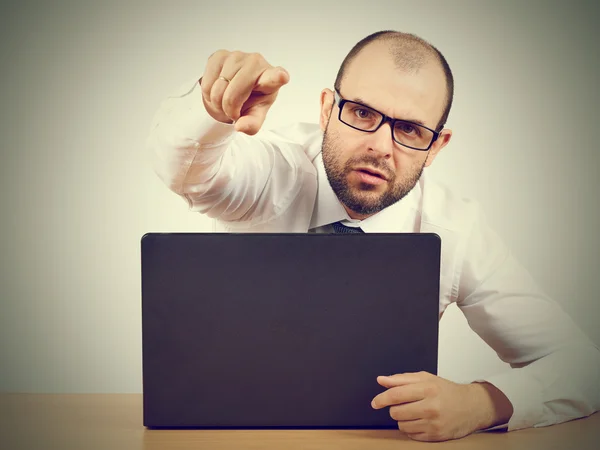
[321, 127, 426, 217]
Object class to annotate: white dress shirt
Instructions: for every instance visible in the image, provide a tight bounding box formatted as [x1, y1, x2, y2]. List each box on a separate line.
[147, 79, 600, 431]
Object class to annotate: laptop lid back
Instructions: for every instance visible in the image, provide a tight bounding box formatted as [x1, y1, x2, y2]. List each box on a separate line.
[141, 233, 441, 428]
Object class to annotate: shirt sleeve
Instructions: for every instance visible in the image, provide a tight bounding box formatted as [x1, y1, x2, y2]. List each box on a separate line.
[145, 79, 312, 224]
[455, 205, 600, 431]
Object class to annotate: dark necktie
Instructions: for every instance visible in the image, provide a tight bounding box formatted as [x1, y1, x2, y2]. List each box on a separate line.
[332, 221, 364, 234]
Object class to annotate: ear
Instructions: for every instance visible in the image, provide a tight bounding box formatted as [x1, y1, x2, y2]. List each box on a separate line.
[424, 128, 452, 167]
[319, 88, 335, 132]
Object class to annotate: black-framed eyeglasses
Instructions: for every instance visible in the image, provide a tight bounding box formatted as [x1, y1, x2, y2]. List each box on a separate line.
[334, 90, 441, 151]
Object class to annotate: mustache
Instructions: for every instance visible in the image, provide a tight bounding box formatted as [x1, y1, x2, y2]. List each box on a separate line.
[345, 155, 395, 180]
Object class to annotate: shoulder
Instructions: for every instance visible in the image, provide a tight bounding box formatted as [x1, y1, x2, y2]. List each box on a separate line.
[418, 171, 483, 236]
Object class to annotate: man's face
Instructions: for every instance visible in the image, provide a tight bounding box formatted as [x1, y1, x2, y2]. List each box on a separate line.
[320, 42, 451, 220]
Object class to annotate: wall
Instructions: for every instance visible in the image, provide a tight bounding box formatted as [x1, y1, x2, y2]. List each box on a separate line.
[0, 0, 598, 392]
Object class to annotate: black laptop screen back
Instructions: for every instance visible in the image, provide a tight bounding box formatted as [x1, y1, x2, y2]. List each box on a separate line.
[141, 233, 441, 428]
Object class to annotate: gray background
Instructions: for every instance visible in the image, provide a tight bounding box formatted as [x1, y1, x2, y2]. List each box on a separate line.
[0, 0, 598, 393]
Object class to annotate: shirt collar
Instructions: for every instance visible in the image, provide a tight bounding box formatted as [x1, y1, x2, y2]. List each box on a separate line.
[309, 152, 350, 229]
[310, 151, 421, 233]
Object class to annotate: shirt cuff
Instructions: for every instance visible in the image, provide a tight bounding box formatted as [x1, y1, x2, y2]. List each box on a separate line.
[169, 78, 236, 147]
[474, 370, 545, 431]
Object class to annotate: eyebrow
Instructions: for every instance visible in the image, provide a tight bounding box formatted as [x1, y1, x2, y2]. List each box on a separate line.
[349, 95, 429, 128]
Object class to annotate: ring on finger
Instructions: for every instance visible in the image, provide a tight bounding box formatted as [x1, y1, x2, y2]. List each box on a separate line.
[217, 75, 231, 83]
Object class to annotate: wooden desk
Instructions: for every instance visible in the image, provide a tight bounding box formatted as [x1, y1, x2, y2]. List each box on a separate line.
[1, 394, 598, 449]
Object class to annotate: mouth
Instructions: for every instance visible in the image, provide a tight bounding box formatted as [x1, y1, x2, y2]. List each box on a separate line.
[354, 167, 388, 181]
[351, 166, 389, 186]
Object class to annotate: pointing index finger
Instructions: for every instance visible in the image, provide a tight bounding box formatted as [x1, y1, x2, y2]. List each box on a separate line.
[377, 372, 431, 388]
[255, 66, 290, 94]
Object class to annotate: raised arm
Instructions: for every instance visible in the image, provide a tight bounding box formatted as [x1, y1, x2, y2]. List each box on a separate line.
[146, 51, 313, 224]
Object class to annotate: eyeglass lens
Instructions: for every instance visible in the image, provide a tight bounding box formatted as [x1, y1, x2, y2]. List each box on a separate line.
[340, 101, 433, 149]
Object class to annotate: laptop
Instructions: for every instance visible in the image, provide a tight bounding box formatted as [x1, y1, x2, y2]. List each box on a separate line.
[141, 232, 441, 428]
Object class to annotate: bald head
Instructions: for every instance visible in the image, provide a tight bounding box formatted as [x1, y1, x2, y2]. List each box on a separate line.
[334, 31, 454, 130]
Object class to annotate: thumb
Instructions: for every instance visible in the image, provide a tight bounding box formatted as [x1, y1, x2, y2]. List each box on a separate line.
[255, 66, 290, 94]
[234, 102, 272, 135]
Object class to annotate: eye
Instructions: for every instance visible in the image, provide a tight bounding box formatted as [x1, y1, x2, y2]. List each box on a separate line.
[353, 108, 375, 120]
[398, 123, 415, 133]
[396, 122, 421, 136]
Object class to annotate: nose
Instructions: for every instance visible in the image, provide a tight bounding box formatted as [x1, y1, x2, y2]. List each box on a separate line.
[367, 121, 394, 159]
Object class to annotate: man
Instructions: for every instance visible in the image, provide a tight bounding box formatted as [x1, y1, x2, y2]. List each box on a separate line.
[147, 31, 600, 441]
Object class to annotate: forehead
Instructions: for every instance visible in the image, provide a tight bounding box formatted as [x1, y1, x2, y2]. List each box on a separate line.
[341, 43, 446, 127]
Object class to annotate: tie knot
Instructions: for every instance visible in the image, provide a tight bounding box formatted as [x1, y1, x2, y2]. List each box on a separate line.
[332, 221, 364, 234]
